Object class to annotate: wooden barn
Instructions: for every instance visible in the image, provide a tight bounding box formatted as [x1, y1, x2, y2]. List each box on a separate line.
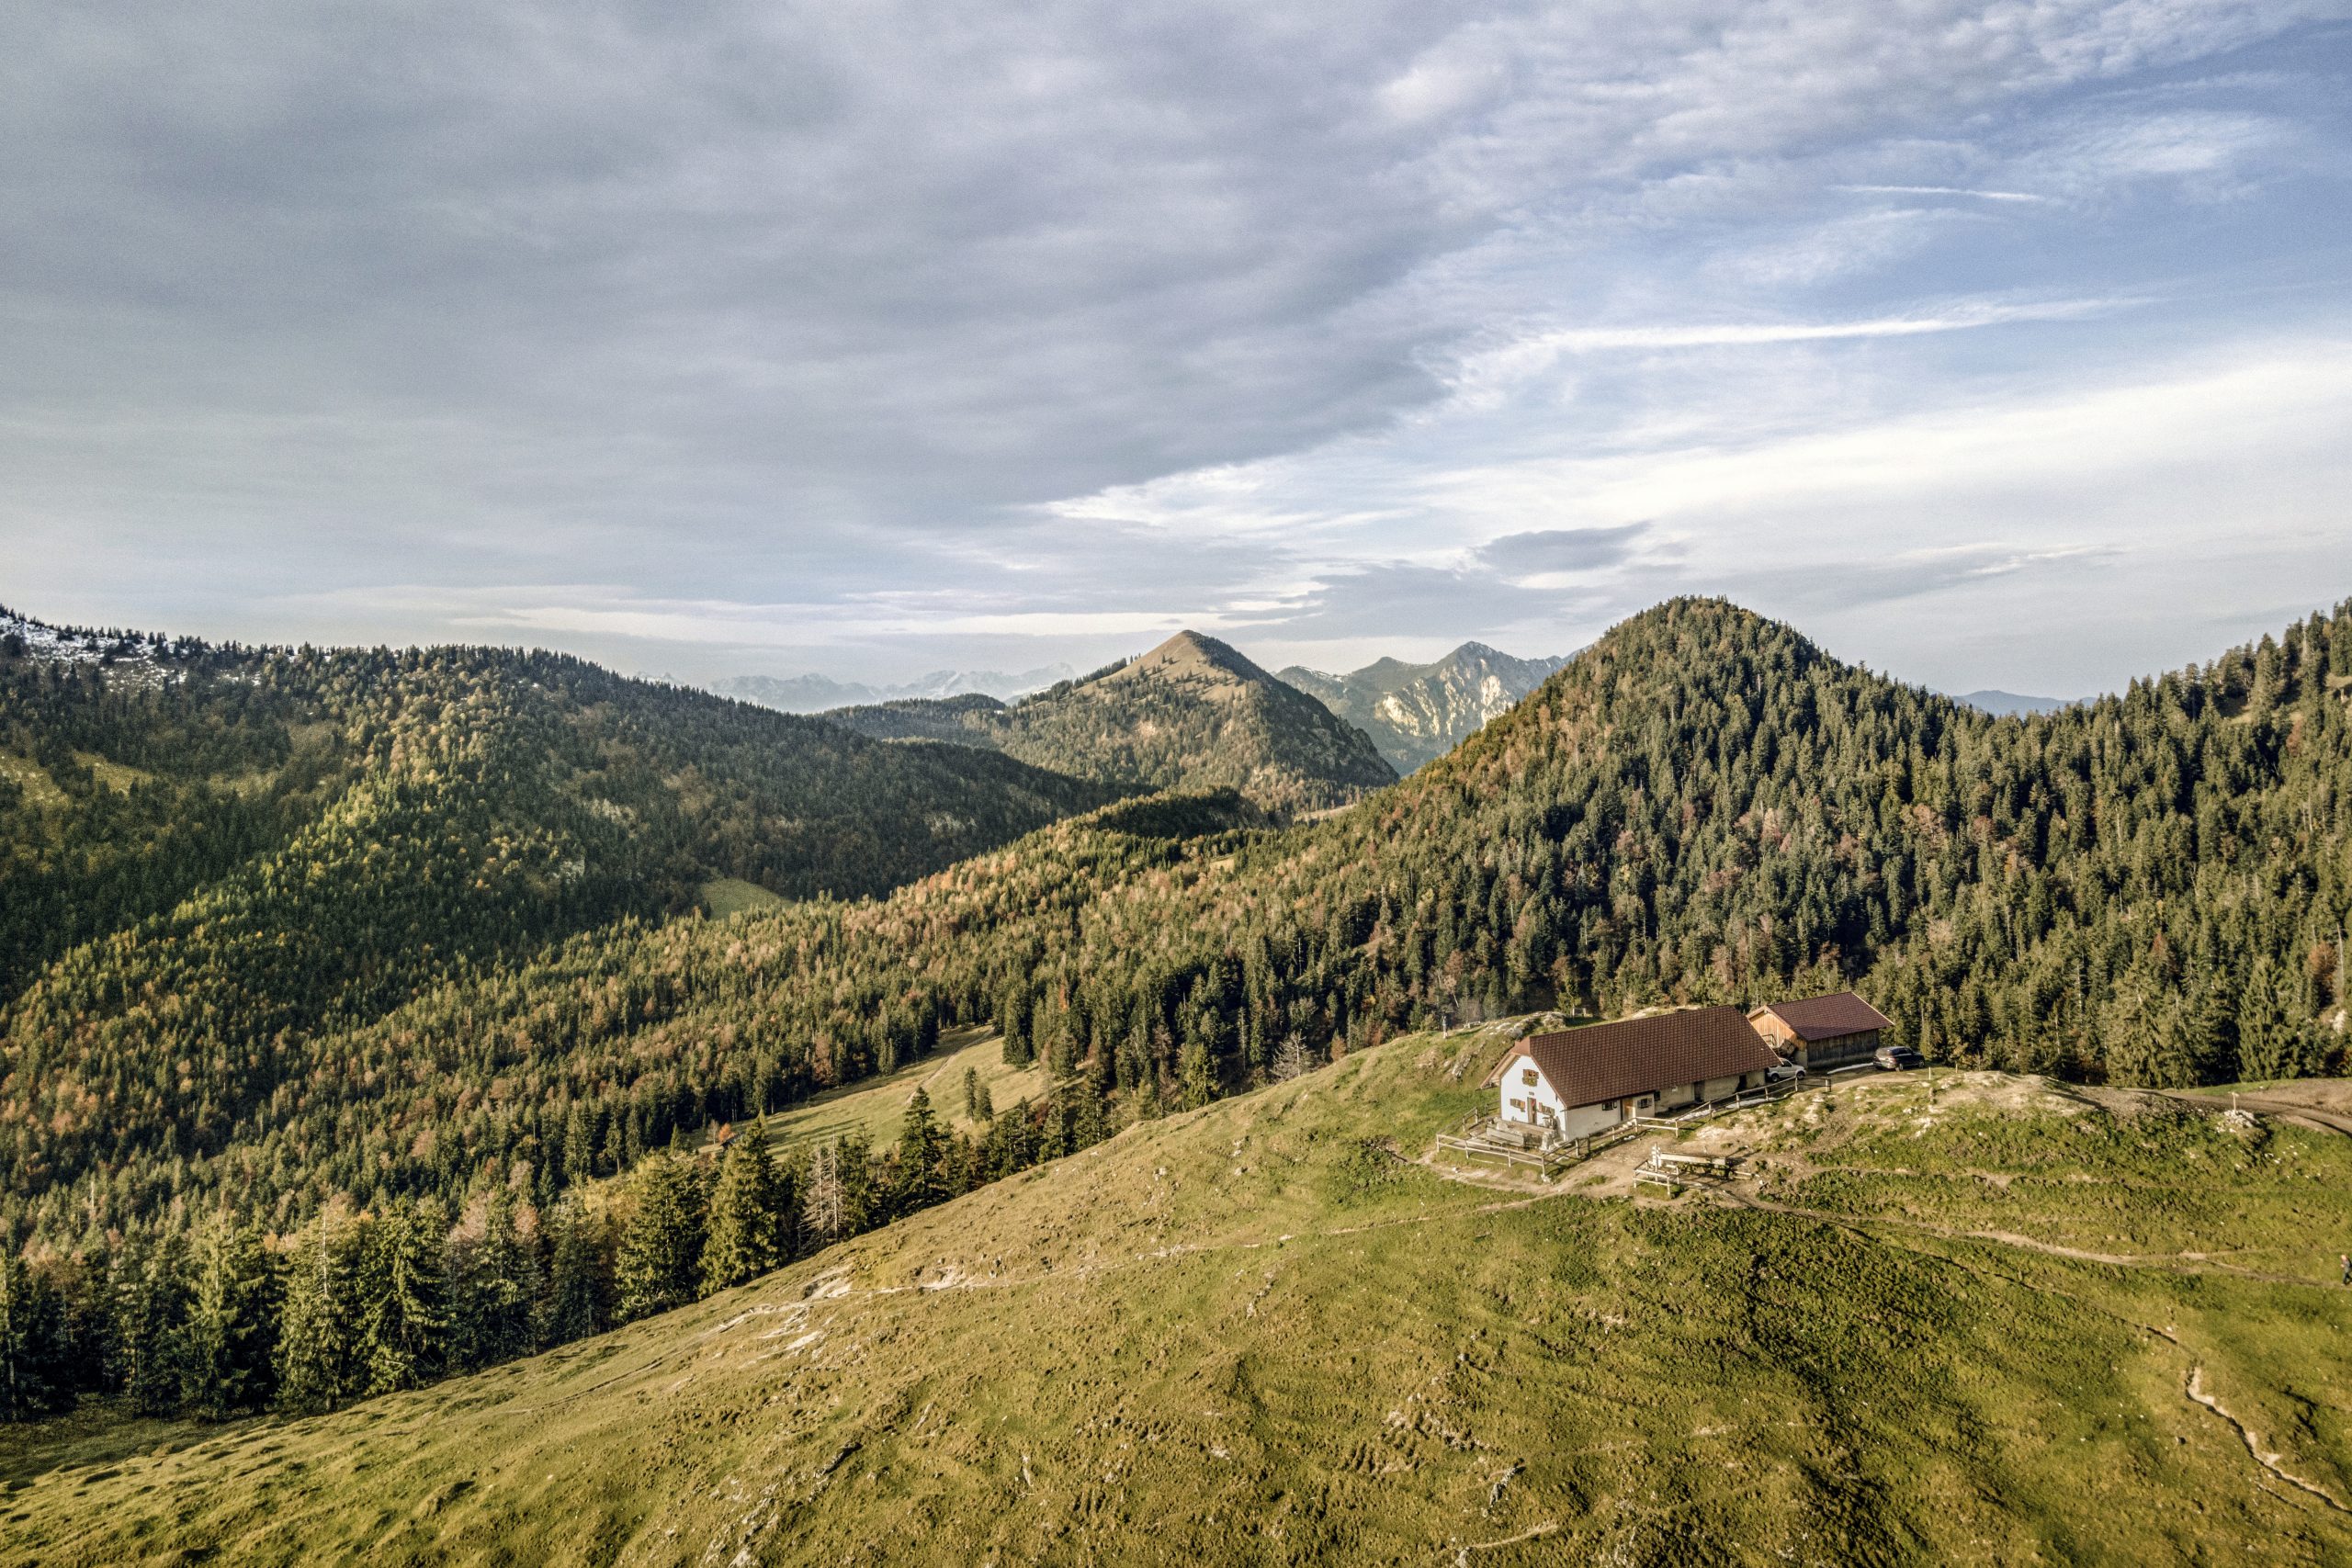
[1483, 1007, 1780, 1140]
[1747, 991, 1894, 1071]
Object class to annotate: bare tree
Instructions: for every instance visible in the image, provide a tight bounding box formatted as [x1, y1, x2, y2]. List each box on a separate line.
[802, 1141, 845, 1246]
[1271, 1032, 1313, 1083]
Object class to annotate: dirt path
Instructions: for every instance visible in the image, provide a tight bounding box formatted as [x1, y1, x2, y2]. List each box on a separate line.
[1702, 1184, 2324, 1286]
[2161, 1089, 2352, 1138]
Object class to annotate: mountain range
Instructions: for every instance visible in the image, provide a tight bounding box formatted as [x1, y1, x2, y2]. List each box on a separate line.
[708, 663, 1076, 713]
[1952, 687, 2075, 716]
[820, 630, 1397, 811]
[1279, 640, 1569, 773]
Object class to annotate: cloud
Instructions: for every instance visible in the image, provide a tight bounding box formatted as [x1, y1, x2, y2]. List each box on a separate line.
[0, 1, 2345, 688]
[1835, 184, 2061, 204]
[1735, 543, 2117, 612]
[2022, 108, 2297, 198]
[1476, 525, 1649, 579]
[1445, 298, 2133, 397]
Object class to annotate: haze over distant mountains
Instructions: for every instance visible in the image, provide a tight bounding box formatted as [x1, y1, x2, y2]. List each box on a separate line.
[820, 631, 1396, 812]
[709, 663, 1076, 714]
[1951, 689, 2075, 717]
[1280, 642, 1570, 773]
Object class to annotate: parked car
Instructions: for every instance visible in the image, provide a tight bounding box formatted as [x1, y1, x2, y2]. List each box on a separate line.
[1764, 1060, 1805, 1084]
[1873, 1044, 1925, 1071]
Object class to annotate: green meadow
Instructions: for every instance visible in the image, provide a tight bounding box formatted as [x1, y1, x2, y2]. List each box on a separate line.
[6, 1024, 2348, 1565]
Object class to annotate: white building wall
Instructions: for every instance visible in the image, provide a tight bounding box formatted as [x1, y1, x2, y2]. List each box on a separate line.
[1553, 1100, 1622, 1140]
[1498, 1055, 1568, 1127]
[1498, 1054, 1623, 1140]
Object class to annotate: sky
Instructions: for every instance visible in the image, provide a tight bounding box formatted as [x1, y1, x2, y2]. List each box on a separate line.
[4, 2, 2349, 698]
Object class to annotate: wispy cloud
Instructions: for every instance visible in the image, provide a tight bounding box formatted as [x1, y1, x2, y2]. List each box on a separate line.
[1446, 297, 2135, 396]
[1836, 183, 2060, 204]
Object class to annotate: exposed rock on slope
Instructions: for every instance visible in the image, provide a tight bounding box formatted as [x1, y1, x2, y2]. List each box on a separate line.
[1280, 640, 1566, 773]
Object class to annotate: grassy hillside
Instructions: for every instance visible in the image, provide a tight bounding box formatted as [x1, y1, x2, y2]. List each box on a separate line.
[823, 631, 1397, 811]
[729, 1026, 1048, 1152]
[6, 1027, 2346, 1565]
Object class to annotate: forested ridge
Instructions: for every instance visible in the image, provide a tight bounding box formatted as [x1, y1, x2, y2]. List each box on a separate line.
[0, 610, 1118, 1207]
[5, 595, 2350, 1426]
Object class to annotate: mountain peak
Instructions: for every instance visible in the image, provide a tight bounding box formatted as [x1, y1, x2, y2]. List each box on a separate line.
[1119, 629, 1266, 682]
[1292, 638, 1569, 773]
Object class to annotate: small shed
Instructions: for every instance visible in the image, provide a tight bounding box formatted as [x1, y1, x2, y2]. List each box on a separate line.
[1747, 992, 1894, 1071]
[1483, 1007, 1779, 1139]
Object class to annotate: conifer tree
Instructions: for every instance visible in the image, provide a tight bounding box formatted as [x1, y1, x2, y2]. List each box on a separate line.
[701, 1125, 784, 1292]
[446, 1186, 539, 1373]
[891, 1089, 950, 1216]
[177, 1217, 279, 1421]
[616, 1154, 707, 1322]
[1178, 1035, 1215, 1110]
[542, 1199, 616, 1347]
[362, 1198, 447, 1395]
[999, 980, 1034, 1066]
[836, 1133, 875, 1236]
[277, 1208, 367, 1415]
[0, 1247, 65, 1422]
[563, 1104, 599, 1183]
[113, 1231, 187, 1416]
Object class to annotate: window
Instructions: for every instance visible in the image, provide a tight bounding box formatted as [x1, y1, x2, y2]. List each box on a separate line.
[1521, 1068, 1539, 1087]
[1508, 1097, 1525, 1112]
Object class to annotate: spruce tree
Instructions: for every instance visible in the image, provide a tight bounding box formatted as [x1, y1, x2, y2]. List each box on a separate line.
[836, 1133, 875, 1236]
[999, 981, 1033, 1066]
[114, 1231, 188, 1416]
[177, 1217, 279, 1421]
[0, 1246, 65, 1422]
[446, 1186, 539, 1373]
[562, 1104, 599, 1183]
[542, 1199, 616, 1347]
[361, 1198, 447, 1395]
[701, 1126, 784, 1292]
[892, 1089, 950, 1217]
[277, 1209, 366, 1415]
[616, 1155, 707, 1322]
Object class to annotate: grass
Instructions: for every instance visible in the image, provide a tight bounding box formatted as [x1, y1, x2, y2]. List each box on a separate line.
[688, 1028, 1051, 1155]
[697, 876, 786, 918]
[70, 750, 150, 793]
[6, 1029, 2350, 1565]
[0, 751, 65, 808]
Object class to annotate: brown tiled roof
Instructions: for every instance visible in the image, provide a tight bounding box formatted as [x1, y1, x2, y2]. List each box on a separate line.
[1749, 991, 1893, 1043]
[1499, 1007, 1777, 1110]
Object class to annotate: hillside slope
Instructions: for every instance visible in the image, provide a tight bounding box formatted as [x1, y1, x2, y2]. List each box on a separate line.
[823, 631, 1397, 811]
[0, 608, 1118, 1208]
[8, 597, 2352, 1440]
[7, 1029, 2346, 1565]
[11, 598, 2351, 1242]
[1281, 640, 1566, 773]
